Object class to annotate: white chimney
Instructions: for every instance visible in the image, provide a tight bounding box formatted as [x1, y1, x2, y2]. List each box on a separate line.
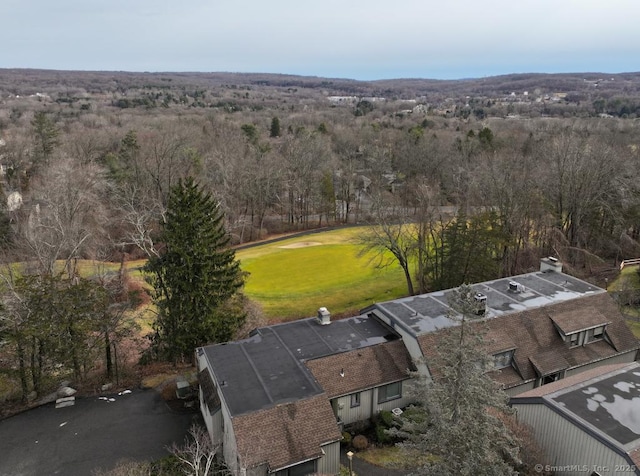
[540, 256, 563, 273]
[317, 307, 331, 325]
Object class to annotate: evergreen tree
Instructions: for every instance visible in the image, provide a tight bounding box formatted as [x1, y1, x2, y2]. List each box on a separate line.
[145, 178, 245, 362]
[31, 111, 59, 167]
[392, 285, 521, 475]
[269, 116, 281, 137]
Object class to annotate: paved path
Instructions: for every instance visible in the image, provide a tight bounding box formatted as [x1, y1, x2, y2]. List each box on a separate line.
[0, 389, 195, 476]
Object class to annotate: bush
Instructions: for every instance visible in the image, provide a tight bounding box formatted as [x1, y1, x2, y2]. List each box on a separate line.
[375, 424, 392, 445]
[339, 465, 358, 476]
[341, 431, 352, 447]
[379, 409, 394, 427]
[352, 434, 369, 451]
[372, 409, 396, 445]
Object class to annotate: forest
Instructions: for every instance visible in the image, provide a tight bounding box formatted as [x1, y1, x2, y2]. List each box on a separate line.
[0, 69, 639, 403]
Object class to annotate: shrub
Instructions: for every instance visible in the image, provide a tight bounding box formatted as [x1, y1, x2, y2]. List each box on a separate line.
[375, 424, 392, 445]
[339, 465, 358, 476]
[341, 431, 352, 447]
[379, 409, 394, 427]
[352, 434, 369, 451]
[372, 409, 396, 445]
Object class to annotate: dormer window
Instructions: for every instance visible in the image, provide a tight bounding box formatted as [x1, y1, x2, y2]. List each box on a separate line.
[565, 325, 606, 348]
[550, 307, 610, 348]
[493, 349, 515, 369]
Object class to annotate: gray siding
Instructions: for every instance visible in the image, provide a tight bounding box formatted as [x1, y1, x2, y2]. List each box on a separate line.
[513, 403, 630, 475]
[334, 380, 414, 427]
[504, 380, 535, 397]
[318, 441, 341, 475]
[565, 351, 637, 379]
[334, 389, 373, 425]
[373, 380, 414, 413]
[197, 351, 243, 476]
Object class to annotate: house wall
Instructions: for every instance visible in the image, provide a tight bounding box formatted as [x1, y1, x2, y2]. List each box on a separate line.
[334, 389, 373, 425]
[334, 380, 414, 426]
[565, 351, 637, 379]
[318, 441, 341, 475]
[197, 351, 243, 476]
[247, 464, 268, 476]
[504, 380, 535, 397]
[513, 402, 629, 475]
[373, 381, 414, 414]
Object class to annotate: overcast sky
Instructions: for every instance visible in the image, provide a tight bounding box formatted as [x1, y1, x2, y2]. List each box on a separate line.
[3, 0, 639, 80]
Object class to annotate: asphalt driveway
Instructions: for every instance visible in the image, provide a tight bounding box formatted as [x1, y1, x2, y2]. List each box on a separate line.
[0, 389, 195, 476]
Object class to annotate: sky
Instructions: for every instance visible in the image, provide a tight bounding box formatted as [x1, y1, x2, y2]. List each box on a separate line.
[3, 0, 640, 81]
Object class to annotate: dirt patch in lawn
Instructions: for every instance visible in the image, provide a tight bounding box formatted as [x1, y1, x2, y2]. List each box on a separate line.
[278, 241, 323, 249]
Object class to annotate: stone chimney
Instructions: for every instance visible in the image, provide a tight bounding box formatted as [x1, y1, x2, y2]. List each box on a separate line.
[317, 307, 331, 325]
[540, 256, 563, 273]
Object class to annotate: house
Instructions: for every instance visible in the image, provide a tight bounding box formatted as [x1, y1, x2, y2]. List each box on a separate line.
[364, 258, 639, 396]
[510, 362, 640, 475]
[197, 259, 639, 475]
[196, 310, 413, 476]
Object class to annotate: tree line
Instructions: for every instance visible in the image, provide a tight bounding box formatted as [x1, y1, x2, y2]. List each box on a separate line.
[1, 90, 640, 401]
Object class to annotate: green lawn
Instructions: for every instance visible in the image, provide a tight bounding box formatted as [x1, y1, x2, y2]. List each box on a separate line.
[237, 227, 408, 320]
[4, 227, 409, 323]
[609, 264, 640, 292]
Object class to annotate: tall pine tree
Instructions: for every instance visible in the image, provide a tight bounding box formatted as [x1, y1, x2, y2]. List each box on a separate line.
[391, 285, 521, 475]
[145, 178, 245, 362]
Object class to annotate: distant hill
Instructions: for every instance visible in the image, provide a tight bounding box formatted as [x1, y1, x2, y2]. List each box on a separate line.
[1, 68, 639, 101]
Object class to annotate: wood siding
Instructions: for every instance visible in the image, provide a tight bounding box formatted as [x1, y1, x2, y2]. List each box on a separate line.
[334, 380, 414, 426]
[565, 351, 637, 379]
[197, 351, 243, 476]
[513, 403, 630, 475]
[334, 389, 373, 425]
[318, 441, 341, 475]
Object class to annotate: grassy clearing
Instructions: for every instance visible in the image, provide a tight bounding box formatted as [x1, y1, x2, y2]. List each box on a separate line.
[3, 227, 408, 323]
[609, 265, 640, 291]
[237, 227, 408, 320]
[357, 445, 433, 470]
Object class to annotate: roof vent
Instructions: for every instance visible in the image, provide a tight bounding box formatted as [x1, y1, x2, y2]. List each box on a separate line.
[474, 292, 487, 316]
[508, 281, 525, 293]
[317, 307, 331, 325]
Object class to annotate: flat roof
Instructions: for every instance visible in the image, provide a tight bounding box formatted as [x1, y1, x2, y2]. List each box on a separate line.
[367, 270, 605, 337]
[514, 363, 640, 453]
[551, 364, 640, 449]
[202, 314, 398, 416]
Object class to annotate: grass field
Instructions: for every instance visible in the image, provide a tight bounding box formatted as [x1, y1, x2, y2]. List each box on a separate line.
[609, 264, 640, 291]
[4, 227, 408, 324]
[237, 227, 408, 320]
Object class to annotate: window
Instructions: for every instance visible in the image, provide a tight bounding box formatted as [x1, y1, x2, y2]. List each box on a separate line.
[350, 392, 361, 408]
[569, 332, 580, 347]
[591, 326, 604, 342]
[378, 382, 402, 404]
[493, 350, 514, 369]
[568, 326, 605, 347]
[541, 372, 561, 385]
